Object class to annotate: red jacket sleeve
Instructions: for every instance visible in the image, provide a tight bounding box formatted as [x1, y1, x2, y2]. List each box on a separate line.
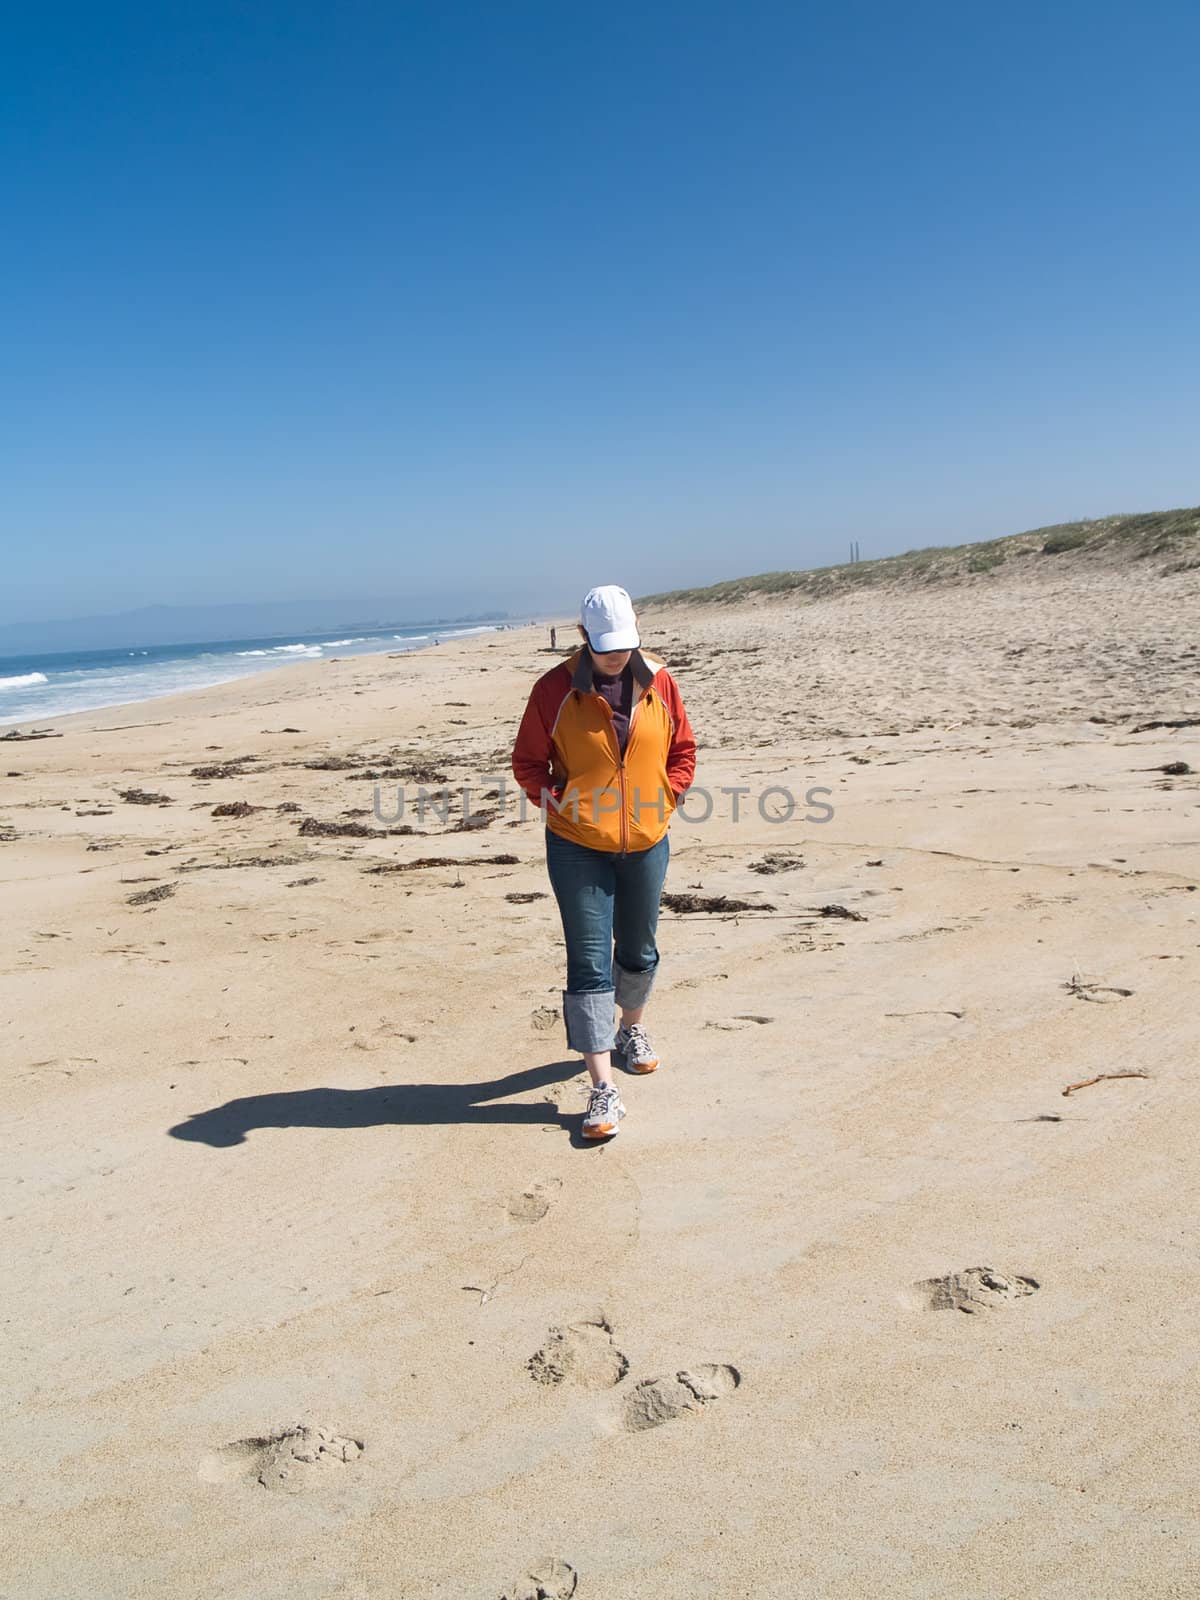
[658, 671, 696, 798]
[511, 673, 562, 806]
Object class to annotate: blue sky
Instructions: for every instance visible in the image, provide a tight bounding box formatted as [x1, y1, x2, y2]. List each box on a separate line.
[2, 0, 1198, 628]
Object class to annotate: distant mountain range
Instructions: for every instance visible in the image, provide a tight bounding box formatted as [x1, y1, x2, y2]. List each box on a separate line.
[0, 599, 512, 656]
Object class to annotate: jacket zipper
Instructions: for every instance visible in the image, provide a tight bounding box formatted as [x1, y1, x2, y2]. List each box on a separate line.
[597, 686, 647, 856]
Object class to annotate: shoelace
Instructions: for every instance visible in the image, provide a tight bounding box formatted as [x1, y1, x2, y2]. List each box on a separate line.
[582, 1082, 620, 1113]
[622, 1024, 652, 1056]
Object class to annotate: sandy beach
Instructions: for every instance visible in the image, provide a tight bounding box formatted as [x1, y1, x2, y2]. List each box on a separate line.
[3, 557, 1199, 1599]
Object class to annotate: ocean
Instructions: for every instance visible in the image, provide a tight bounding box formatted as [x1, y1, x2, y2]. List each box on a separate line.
[0, 621, 504, 728]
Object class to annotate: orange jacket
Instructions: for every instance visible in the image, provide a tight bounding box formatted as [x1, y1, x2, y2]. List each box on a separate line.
[512, 646, 696, 853]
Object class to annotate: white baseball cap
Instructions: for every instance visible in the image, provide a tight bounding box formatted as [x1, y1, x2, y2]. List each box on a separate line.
[581, 585, 640, 652]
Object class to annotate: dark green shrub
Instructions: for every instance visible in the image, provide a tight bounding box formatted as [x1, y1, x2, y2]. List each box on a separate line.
[1041, 529, 1091, 555]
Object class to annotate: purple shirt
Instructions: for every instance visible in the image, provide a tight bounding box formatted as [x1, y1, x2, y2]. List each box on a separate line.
[592, 662, 634, 756]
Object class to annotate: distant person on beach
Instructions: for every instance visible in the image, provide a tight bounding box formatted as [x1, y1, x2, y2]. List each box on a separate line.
[550, 626, 557, 650]
[512, 585, 696, 1139]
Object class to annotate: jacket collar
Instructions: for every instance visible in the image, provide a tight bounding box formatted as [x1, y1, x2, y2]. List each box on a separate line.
[570, 645, 656, 693]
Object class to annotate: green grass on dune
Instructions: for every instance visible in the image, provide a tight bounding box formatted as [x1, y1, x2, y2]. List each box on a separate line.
[636, 506, 1200, 607]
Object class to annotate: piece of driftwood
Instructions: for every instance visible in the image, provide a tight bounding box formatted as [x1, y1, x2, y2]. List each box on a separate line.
[1061, 1071, 1149, 1097]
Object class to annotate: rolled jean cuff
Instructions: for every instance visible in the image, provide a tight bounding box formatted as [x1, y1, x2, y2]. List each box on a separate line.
[614, 958, 657, 1011]
[563, 988, 616, 1055]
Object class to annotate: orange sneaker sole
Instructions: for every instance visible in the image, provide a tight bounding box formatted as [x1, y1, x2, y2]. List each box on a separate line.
[626, 1059, 658, 1074]
[583, 1122, 619, 1138]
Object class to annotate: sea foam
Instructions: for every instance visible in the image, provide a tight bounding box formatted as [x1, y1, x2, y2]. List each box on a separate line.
[235, 643, 323, 658]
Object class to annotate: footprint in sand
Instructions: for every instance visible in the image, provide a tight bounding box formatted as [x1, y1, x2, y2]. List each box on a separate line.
[499, 1556, 578, 1600]
[198, 1424, 363, 1492]
[527, 1316, 628, 1389]
[906, 1267, 1040, 1314]
[704, 1014, 774, 1031]
[1064, 975, 1134, 1003]
[622, 1363, 742, 1431]
[507, 1177, 563, 1224]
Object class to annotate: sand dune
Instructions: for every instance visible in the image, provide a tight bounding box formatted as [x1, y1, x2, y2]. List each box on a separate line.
[2, 562, 1198, 1598]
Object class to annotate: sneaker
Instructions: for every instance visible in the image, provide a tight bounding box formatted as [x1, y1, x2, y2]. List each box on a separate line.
[582, 1081, 626, 1139]
[615, 1022, 659, 1074]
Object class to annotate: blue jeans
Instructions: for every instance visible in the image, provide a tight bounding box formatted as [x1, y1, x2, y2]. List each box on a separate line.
[544, 826, 671, 1054]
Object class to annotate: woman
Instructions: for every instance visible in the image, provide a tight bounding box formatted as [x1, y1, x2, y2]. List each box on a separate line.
[511, 585, 697, 1139]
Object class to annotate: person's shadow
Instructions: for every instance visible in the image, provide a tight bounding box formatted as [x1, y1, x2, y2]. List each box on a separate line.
[167, 1059, 599, 1149]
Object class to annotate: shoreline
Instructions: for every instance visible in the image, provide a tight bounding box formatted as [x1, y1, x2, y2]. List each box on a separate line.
[0, 617, 574, 735]
[0, 616, 574, 738]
